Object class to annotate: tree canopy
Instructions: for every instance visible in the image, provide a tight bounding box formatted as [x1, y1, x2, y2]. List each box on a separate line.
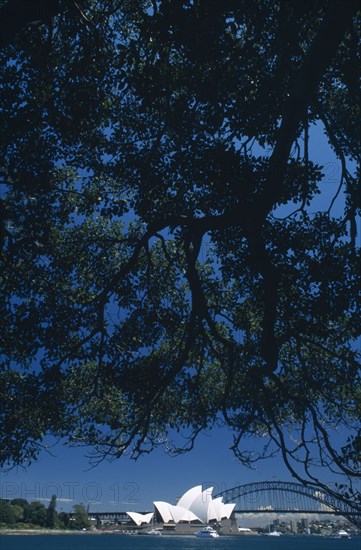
[0, 0, 360, 508]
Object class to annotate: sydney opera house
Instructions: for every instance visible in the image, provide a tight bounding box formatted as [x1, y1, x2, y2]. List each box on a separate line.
[126, 485, 236, 530]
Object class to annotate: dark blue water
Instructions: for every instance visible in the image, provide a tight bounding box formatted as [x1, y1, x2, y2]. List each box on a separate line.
[0, 535, 360, 550]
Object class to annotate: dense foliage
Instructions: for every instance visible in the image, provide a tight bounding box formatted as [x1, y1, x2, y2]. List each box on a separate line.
[0, 496, 89, 529]
[0, 495, 72, 528]
[0, 0, 360, 507]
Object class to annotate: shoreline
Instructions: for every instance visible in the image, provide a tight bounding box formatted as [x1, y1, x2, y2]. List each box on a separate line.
[2, 529, 359, 538]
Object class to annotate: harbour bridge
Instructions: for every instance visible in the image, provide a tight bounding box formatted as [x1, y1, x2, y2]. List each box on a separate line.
[214, 481, 361, 529]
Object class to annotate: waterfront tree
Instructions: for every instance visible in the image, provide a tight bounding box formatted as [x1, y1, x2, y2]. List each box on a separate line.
[72, 504, 90, 530]
[46, 494, 58, 529]
[10, 504, 25, 522]
[0, 0, 360, 508]
[28, 501, 47, 527]
[0, 500, 16, 526]
[10, 499, 30, 522]
[58, 511, 70, 529]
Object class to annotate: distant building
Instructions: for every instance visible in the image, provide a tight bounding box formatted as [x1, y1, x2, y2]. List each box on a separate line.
[290, 520, 298, 533]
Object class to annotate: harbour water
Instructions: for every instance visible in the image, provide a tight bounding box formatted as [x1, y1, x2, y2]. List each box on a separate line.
[0, 535, 360, 550]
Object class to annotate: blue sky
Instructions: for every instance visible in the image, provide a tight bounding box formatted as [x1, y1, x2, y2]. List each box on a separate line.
[0, 428, 297, 513]
[1, 124, 358, 515]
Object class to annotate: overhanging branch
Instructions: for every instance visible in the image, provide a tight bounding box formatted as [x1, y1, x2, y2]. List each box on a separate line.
[263, 0, 358, 220]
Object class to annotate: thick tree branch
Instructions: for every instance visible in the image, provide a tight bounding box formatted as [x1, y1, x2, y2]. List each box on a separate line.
[263, 0, 358, 220]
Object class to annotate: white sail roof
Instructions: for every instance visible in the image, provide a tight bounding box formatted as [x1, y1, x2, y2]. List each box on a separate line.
[153, 501, 173, 523]
[221, 502, 236, 519]
[126, 511, 153, 526]
[169, 504, 200, 523]
[209, 497, 223, 522]
[188, 487, 213, 524]
[177, 485, 202, 509]
[153, 486, 235, 525]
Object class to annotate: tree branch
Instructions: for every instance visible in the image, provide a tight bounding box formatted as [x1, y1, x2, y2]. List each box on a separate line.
[263, 0, 358, 220]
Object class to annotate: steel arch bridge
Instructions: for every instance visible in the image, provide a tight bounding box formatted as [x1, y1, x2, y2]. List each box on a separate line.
[214, 481, 361, 529]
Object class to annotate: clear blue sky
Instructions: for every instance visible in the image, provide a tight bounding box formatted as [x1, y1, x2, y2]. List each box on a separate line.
[0, 428, 297, 513]
[1, 124, 357, 515]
